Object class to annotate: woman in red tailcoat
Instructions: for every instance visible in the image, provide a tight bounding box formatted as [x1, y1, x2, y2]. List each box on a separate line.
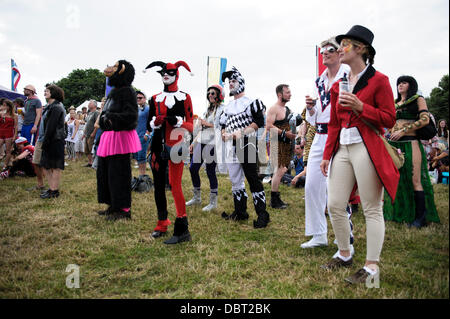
[319, 25, 399, 285]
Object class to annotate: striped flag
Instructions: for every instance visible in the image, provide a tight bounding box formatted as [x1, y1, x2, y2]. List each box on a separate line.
[11, 59, 21, 92]
[207, 56, 227, 88]
[316, 46, 326, 78]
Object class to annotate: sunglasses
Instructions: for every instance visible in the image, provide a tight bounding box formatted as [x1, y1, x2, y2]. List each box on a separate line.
[207, 91, 217, 96]
[137, 96, 145, 100]
[320, 46, 337, 54]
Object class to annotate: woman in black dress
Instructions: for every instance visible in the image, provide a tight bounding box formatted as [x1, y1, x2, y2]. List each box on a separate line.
[40, 85, 66, 199]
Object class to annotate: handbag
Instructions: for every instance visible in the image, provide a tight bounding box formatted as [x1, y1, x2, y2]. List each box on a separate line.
[357, 114, 405, 169]
[416, 112, 437, 140]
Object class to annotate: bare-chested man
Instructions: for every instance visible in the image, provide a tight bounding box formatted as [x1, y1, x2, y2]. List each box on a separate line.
[266, 84, 299, 209]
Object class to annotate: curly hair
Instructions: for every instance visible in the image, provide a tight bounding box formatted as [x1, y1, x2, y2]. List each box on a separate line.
[46, 85, 65, 102]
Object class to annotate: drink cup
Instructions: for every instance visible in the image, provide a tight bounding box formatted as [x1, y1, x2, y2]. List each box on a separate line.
[339, 80, 353, 94]
[339, 81, 353, 106]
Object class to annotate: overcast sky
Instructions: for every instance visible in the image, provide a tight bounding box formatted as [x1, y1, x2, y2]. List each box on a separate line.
[1, 0, 448, 115]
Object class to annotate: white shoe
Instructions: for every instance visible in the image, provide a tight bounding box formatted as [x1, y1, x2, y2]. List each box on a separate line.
[262, 176, 272, 184]
[332, 244, 355, 258]
[300, 234, 328, 248]
[186, 188, 201, 206]
[202, 193, 218, 211]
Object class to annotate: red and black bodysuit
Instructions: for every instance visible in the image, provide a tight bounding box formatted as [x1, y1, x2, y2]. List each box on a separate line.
[145, 61, 194, 244]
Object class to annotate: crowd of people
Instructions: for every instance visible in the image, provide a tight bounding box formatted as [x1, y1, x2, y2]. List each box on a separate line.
[1, 24, 447, 285]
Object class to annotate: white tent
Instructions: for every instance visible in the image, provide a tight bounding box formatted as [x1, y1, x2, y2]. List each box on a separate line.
[75, 100, 101, 113]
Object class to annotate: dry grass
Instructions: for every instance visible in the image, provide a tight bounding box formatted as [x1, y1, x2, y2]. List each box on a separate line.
[0, 156, 448, 299]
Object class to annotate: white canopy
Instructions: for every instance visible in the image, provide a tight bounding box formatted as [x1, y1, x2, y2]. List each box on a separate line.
[75, 100, 101, 113]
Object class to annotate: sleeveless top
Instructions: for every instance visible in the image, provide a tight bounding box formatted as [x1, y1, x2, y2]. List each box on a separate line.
[274, 106, 291, 144]
[0, 116, 15, 136]
[395, 95, 420, 121]
[65, 120, 76, 143]
[273, 106, 291, 127]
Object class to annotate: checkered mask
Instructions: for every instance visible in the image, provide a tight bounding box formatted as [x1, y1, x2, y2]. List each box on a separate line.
[223, 66, 245, 96]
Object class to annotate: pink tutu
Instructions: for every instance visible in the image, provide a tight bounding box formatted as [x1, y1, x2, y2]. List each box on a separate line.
[97, 130, 141, 157]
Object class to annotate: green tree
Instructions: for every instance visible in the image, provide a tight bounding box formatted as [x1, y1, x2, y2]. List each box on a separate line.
[426, 74, 449, 124]
[54, 69, 106, 110]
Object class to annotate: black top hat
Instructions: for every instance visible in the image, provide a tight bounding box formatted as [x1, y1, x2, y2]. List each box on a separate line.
[336, 25, 376, 57]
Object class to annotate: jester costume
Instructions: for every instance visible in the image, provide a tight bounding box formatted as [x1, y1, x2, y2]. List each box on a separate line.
[145, 60, 194, 244]
[219, 67, 270, 228]
[383, 94, 440, 225]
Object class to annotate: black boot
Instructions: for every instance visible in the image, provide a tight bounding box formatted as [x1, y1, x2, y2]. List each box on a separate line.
[222, 190, 249, 221]
[253, 210, 270, 229]
[222, 210, 249, 221]
[164, 217, 191, 244]
[105, 209, 132, 221]
[409, 191, 427, 228]
[97, 206, 113, 215]
[270, 192, 287, 209]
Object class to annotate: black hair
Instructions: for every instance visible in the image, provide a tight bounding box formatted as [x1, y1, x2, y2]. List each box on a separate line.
[276, 84, 289, 96]
[395, 75, 418, 103]
[437, 119, 449, 139]
[47, 84, 65, 102]
[206, 87, 222, 116]
[13, 98, 24, 107]
[135, 90, 145, 97]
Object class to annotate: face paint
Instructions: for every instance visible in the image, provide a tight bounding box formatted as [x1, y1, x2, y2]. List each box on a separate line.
[341, 40, 353, 53]
[229, 79, 240, 96]
[162, 74, 176, 85]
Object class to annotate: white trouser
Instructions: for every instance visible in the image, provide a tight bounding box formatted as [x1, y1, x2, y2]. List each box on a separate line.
[328, 143, 384, 261]
[304, 133, 328, 236]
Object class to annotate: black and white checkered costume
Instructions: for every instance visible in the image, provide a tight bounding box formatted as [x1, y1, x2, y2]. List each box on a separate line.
[220, 95, 270, 226]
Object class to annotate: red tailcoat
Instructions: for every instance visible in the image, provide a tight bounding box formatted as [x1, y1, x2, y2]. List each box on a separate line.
[323, 66, 400, 202]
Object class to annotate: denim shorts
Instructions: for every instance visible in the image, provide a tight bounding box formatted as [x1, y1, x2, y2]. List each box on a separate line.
[133, 136, 150, 164]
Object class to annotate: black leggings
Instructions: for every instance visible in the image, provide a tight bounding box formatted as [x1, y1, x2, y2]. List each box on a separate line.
[97, 154, 132, 210]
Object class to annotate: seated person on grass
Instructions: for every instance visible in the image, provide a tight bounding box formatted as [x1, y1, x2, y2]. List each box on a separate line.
[281, 143, 306, 188]
[0, 137, 36, 180]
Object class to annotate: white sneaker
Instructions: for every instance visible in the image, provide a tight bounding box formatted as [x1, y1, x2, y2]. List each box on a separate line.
[332, 244, 355, 258]
[300, 234, 328, 248]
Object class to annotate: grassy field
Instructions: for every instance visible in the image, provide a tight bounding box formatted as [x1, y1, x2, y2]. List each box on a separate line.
[0, 157, 448, 299]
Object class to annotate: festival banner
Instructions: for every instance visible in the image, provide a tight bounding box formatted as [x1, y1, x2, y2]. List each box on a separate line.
[11, 59, 21, 92]
[207, 56, 227, 88]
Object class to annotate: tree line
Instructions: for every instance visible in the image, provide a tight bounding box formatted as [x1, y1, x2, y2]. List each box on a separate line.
[53, 69, 448, 124]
